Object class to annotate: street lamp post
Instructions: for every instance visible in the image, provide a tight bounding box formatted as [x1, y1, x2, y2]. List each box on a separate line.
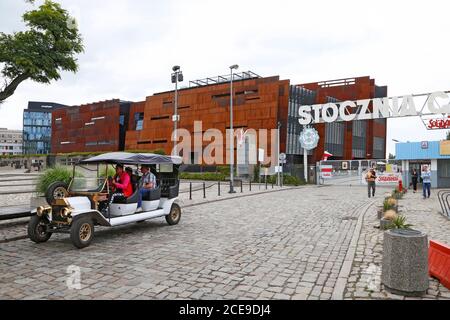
[277, 121, 281, 187]
[229, 64, 239, 193]
[171, 66, 183, 156]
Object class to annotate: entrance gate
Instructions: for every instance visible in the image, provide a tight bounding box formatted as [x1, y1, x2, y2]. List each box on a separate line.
[317, 159, 402, 186]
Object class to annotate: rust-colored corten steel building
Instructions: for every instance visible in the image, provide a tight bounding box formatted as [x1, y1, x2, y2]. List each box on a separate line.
[50, 73, 387, 178]
[298, 76, 388, 163]
[51, 99, 131, 154]
[125, 73, 290, 164]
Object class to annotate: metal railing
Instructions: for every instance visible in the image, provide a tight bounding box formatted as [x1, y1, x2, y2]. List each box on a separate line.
[184, 179, 279, 201]
[437, 190, 450, 219]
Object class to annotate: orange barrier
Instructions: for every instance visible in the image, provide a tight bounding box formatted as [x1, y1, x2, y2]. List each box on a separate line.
[429, 240, 450, 290]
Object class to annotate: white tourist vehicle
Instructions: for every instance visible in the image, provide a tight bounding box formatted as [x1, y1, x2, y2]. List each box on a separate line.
[28, 152, 182, 249]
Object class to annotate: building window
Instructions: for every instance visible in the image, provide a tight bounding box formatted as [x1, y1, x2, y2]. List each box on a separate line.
[151, 115, 170, 121]
[134, 113, 144, 131]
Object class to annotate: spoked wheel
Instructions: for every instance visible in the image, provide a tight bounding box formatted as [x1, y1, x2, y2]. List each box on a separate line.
[165, 203, 181, 226]
[28, 215, 52, 243]
[45, 181, 69, 204]
[70, 217, 94, 249]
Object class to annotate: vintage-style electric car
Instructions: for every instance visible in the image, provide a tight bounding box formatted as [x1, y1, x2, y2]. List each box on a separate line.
[28, 152, 182, 249]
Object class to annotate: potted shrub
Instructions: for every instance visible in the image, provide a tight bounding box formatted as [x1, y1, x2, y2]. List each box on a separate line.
[380, 209, 397, 230]
[379, 197, 397, 219]
[382, 215, 428, 296]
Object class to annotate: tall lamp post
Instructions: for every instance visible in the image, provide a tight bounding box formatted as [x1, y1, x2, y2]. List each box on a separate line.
[277, 121, 281, 187]
[171, 65, 183, 156]
[229, 64, 239, 193]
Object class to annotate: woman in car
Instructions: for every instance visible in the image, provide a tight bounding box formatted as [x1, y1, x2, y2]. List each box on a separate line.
[109, 164, 133, 204]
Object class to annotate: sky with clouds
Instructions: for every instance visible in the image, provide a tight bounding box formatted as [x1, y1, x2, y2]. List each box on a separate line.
[0, 0, 449, 156]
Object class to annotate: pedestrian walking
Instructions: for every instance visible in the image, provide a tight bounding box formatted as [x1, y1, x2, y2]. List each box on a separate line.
[411, 169, 418, 193]
[365, 168, 377, 198]
[421, 165, 431, 199]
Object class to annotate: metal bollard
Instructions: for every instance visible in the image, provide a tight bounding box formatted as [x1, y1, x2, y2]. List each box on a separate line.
[272, 182, 274, 189]
[218, 181, 221, 196]
[249, 180, 252, 192]
[241, 180, 243, 193]
[203, 182, 206, 199]
[265, 180, 268, 190]
[189, 182, 192, 200]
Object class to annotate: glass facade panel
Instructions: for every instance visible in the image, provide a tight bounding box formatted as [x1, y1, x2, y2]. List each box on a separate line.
[373, 136, 385, 159]
[287, 86, 317, 156]
[352, 120, 367, 158]
[23, 111, 52, 154]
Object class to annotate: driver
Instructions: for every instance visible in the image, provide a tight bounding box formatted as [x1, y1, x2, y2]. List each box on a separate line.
[109, 163, 133, 204]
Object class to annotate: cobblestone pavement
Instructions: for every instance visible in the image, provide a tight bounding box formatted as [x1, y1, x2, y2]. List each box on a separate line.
[0, 181, 294, 243]
[344, 189, 450, 300]
[1, 185, 448, 300]
[0, 185, 378, 300]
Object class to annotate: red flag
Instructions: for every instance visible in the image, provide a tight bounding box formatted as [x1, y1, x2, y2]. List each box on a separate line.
[323, 151, 333, 161]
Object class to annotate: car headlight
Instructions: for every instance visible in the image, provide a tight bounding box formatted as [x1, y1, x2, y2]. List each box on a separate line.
[62, 207, 72, 217]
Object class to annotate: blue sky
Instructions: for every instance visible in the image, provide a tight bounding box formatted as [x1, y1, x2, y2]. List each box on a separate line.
[0, 0, 449, 156]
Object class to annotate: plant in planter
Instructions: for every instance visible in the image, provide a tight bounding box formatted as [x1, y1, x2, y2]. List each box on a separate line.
[387, 215, 413, 230]
[380, 209, 398, 230]
[391, 188, 404, 200]
[379, 197, 397, 219]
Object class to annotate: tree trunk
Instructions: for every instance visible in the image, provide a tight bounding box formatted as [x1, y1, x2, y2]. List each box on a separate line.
[0, 74, 29, 102]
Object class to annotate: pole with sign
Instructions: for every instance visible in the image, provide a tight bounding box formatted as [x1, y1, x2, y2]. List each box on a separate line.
[258, 148, 264, 186]
[299, 126, 320, 183]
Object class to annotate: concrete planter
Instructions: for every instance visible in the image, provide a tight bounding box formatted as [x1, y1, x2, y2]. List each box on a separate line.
[382, 229, 429, 296]
[380, 218, 394, 230]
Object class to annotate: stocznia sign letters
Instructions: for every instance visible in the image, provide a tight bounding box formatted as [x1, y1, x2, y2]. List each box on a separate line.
[298, 91, 450, 125]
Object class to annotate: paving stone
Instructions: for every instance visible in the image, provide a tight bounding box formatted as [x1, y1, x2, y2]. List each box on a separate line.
[4, 185, 443, 300]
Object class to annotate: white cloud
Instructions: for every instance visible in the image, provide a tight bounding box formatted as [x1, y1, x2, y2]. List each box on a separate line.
[0, 0, 449, 156]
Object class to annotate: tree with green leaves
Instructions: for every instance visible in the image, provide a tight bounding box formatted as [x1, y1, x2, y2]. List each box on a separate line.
[0, 0, 84, 102]
[446, 131, 450, 140]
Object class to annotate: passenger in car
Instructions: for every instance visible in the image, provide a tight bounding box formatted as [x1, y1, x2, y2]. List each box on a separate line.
[125, 167, 138, 192]
[137, 164, 157, 210]
[109, 164, 133, 204]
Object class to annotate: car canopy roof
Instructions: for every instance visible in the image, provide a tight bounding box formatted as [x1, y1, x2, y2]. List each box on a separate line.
[80, 152, 182, 165]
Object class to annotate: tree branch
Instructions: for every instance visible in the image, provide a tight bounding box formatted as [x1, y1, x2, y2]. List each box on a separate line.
[0, 73, 29, 102]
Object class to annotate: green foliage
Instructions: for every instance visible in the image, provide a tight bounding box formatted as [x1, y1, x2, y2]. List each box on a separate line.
[391, 188, 404, 200]
[387, 215, 413, 230]
[99, 165, 115, 178]
[253, 165, 260, 182]
[36, 166, 77, 193]
[0, 0, 84, 102]
[383, 197, 397, 212]
[179, 172, 227, 181]
[266, 174, 305, 186]
[216, 166, 231, 175]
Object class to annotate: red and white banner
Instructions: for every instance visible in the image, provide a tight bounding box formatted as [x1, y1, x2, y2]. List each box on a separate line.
[361, 171, 402, 185]
[321, 165, 333, 178]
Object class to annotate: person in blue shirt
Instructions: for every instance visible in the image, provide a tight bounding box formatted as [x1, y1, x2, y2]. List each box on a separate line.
[421, 165, 431, 199]
[137, 164, 157, 210]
